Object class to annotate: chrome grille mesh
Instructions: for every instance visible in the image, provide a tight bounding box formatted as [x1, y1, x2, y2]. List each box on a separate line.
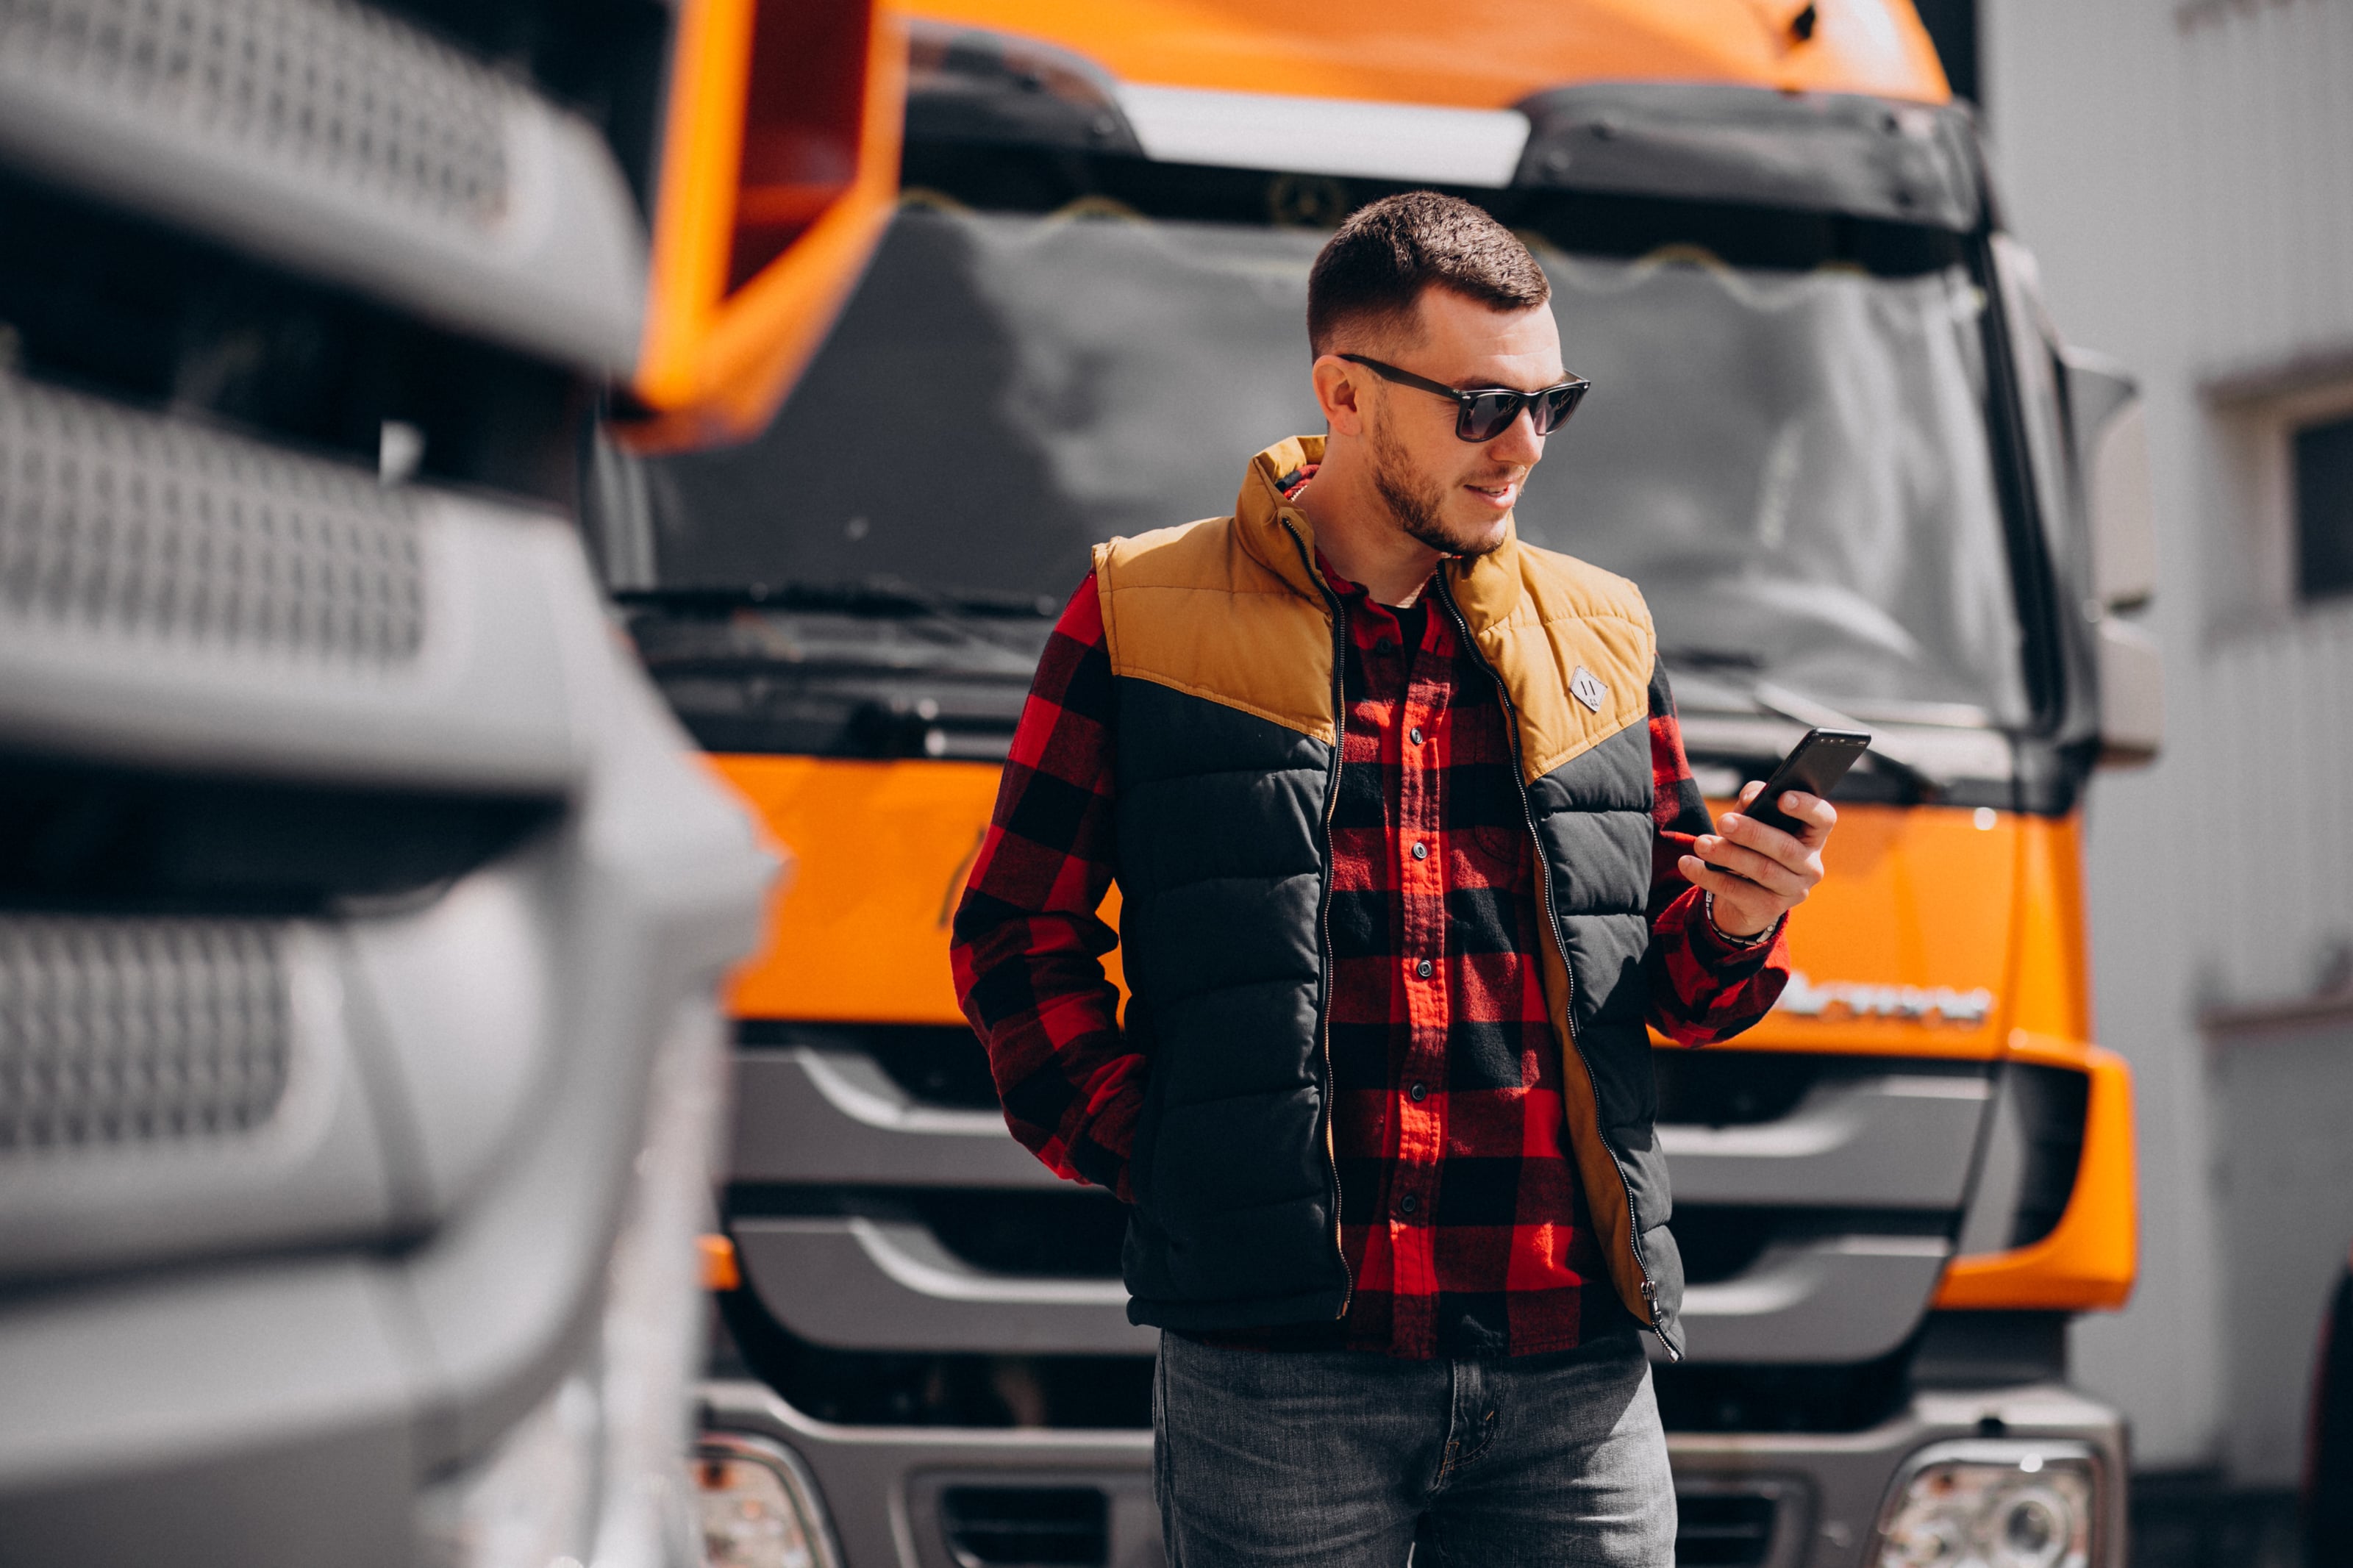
[0, 0, 513, 227]
[0, 373, 426, 662]
[0, 915, 293, 1150]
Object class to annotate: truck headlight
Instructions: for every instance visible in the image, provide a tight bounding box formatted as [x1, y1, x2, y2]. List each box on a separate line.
[1872, 1441, 2098, 1568]
[693, 1434, 838, 1568]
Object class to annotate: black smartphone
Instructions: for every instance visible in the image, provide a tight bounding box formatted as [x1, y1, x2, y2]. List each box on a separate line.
[1738, 727, 1872, 837]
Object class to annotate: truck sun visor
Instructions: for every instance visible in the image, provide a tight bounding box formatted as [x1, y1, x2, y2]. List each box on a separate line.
[1512, 82, 1982, 232]
[905, 19, 1143, 157]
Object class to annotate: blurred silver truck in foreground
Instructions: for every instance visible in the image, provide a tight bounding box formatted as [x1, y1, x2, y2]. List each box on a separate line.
[0, 0, 902, 1561]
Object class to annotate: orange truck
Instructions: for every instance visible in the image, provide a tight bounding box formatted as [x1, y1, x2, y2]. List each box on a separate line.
[610, 3, 2163, 1564]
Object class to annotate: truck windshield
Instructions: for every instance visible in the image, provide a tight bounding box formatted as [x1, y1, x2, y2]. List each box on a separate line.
[644, 197, 2026, 727]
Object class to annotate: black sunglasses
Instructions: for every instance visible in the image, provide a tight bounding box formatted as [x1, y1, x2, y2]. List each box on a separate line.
[1338, 353, 1590, 443]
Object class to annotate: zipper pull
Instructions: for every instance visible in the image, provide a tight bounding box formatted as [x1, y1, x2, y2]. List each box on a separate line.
[1638, 1280, 1683, 1361]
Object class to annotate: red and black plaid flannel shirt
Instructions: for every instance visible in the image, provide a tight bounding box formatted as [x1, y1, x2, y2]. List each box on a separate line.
[951, 539, 1790, 1359]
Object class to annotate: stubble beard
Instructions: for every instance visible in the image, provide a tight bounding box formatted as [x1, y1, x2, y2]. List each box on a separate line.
[1368, 407, 1506, 559]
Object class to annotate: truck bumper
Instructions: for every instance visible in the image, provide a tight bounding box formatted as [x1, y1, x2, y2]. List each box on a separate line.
[699, 1377, 2127, 1568]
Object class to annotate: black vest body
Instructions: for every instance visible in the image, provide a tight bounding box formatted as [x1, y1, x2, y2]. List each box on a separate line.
[1113, 676, 1349, 1328]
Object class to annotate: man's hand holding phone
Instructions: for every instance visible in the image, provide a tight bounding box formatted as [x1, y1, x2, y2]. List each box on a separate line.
[1677, 728, 1861, 940]
[1680, 782, 1836, 939]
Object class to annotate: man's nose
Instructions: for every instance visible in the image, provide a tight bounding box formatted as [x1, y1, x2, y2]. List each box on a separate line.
[1485, 406, 1546, 465]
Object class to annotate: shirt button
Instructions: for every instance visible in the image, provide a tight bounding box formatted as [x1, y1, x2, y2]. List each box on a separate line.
[1410, 726, 1424, 745]
[1411, 841, 1428, 861]
[1399, 1193, 1419, 1216]
[1410, 1082, 1428, 1103]
[1415, 958, 1435, 979]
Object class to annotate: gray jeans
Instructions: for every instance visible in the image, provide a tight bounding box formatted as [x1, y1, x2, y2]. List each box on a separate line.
[1152, 1329, 1674, 1568]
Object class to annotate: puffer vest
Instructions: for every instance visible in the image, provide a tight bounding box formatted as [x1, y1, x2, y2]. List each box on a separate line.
[1099, 435, 1685, 1358]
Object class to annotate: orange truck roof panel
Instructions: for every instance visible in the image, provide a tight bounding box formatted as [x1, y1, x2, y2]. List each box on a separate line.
[898, 0, 1951, 109]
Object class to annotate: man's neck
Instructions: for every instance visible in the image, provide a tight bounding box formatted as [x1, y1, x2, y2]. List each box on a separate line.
[1292, 448, 1444, 607]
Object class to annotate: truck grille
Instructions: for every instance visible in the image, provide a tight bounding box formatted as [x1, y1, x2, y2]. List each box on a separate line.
[939, 1486, 1107, 1567]
[0, 371, 426, 665]
[737, 1019, 1001, 1109]
[0, 913, 289, 1150]
[724, 1024, 1990, 1431]
[908, 1189, 1129, 1278]
[1654, 1045, 1824, 1125]
[1674, 1489, 1787, 1567]
[0, 0, 513, 229]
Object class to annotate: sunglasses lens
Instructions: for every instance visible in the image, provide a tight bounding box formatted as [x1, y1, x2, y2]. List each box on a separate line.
[1455, 382, 1588, 441]
[1532, 382, 1588, 435]
[1457, 392, 1522, 443]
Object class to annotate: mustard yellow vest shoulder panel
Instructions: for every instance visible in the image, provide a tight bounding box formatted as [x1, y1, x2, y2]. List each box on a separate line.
[1092, 520, 1338, 747]
[1447, 536, 1657, 784]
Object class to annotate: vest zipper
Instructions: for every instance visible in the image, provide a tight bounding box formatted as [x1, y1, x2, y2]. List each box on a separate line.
[1277, 513, 1354, 1317]
[1432, 578, 1681, 1362]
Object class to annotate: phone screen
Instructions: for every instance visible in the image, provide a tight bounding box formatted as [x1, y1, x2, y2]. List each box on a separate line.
[1742, 728, 1871, 837]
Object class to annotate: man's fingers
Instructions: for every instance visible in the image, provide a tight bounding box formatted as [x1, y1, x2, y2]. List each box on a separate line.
[1773, 790, 1839, 842]
[1724, 787, 1839, 849]
[1690, 836, 1807, 899]
[1713, 809, 1812, 867]
[1679, 854, 1751, 900]
[1690, 781, 1836, 932]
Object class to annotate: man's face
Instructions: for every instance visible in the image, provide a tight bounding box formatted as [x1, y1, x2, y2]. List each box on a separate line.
[1351, 286, 1564, 557]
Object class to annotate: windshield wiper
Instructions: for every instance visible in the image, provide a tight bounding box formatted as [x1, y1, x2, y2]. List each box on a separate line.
[862, 573, 1061, 657]
[617, 577, 1056, 658]
[1657, 648, 1949, 798]
[1747, 680, 1943, 801]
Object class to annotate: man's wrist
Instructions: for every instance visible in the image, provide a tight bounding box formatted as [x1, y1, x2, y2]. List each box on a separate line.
[1704, 891, 1777, 946]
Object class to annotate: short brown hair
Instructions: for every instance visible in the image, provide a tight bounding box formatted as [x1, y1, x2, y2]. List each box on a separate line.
[1306, 192, 1549, 355]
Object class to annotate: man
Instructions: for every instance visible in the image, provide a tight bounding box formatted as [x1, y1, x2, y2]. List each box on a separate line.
[951, 192, 1838, 1567]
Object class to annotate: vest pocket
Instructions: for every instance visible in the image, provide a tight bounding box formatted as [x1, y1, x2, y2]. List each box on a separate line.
[1143, 1087, 1327, 1231]
[1579, 1019, 1661, 1130]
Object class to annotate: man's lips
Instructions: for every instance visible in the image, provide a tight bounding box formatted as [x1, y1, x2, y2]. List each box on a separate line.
[1464, 476, 1521, 508]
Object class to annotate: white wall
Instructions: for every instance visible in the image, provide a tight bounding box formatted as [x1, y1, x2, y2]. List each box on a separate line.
[1982, 0, 2353, 1478]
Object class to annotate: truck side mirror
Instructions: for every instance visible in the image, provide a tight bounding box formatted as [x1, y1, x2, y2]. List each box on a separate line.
[2061, 349, 2163, 766]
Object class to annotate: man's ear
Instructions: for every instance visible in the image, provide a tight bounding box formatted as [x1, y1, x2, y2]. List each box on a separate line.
[1311, 354, 1369, 437]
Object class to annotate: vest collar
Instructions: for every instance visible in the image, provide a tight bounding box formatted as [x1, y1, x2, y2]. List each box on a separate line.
[1234, 435, 1332, 604]
[1441, 519, 1528, 637]
[1233, 434, 1529, 630]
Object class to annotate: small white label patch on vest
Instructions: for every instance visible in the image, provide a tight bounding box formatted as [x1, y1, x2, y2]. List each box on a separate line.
[1570, 666, 1607, 713]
